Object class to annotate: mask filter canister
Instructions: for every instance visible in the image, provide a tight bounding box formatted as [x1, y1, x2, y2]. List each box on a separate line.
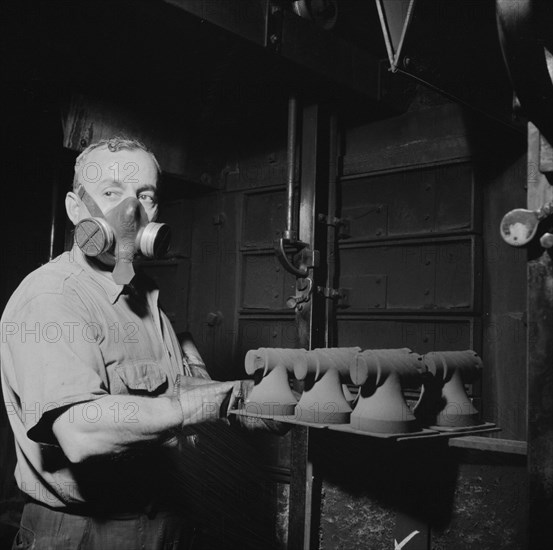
[75, 217, 170, 259]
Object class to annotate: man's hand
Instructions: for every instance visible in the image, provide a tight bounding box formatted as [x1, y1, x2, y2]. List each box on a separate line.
[227, 379, 291, 435]
[173, 375, 237, 431]
[175, 376, 290, 435]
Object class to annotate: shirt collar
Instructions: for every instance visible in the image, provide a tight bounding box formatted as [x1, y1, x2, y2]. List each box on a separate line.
[71, 245, 126, 304]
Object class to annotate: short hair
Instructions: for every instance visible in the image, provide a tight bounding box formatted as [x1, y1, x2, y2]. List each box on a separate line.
[72, 137, 161, 191]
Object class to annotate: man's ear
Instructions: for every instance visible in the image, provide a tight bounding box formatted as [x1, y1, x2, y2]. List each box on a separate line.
[65, 192, 80, 225]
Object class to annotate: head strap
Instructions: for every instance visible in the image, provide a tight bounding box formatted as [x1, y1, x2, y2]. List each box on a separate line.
[76, 185, 104, 218]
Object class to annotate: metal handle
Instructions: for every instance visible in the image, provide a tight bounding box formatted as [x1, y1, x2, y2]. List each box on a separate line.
[274, 237, 309, 277]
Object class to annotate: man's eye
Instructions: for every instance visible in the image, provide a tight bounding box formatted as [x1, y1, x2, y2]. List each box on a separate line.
[138, 194, 156, 205]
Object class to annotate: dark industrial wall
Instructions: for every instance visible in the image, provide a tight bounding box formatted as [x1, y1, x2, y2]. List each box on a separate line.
[185, 110, 294, 548]
[187, 112, 298, 378]
[338, 102, 527, 440]
[480, 153, 527, 440]
[182, 99, 529, 549]
[316, 102, 528, 549]
[0, 84, 67, 548]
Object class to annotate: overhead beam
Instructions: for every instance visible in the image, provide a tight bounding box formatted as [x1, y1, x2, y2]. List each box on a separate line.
[161, 0, 269, 47]
[162, 0, 387, 104]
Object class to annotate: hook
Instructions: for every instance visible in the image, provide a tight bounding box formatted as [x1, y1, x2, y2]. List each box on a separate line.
[274, 237, 310, 277]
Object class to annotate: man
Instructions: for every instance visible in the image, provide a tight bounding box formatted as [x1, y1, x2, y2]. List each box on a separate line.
[0, 138, 257, 549]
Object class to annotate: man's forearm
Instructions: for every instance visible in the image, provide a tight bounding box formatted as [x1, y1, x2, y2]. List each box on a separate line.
[52, 378, 239, 463]
[52, 394, 182, 462]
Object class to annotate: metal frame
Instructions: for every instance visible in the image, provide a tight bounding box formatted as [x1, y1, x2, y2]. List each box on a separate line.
[374, 0, 417, 73]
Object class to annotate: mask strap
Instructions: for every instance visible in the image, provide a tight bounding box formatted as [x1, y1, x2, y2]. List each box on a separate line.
[76, 186, 104, 218]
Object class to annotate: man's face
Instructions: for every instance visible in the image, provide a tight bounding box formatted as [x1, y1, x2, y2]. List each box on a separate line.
[75, 147, 159, 222]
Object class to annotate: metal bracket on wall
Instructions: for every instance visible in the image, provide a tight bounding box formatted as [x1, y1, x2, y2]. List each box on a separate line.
[317, 286, 350, 308]
[266, 2, 284, 52]
[318, 213, 351, 238]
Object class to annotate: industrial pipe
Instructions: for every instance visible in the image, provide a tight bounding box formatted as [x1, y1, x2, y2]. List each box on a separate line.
[284, 94, 298, 242]
[274, 94, 311, 278]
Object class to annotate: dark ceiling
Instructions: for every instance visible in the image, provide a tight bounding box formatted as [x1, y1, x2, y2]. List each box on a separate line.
[1, 0, 517, 139]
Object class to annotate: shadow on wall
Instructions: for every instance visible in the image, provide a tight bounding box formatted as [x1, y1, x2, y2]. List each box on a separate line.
[316, 430, 527, 550]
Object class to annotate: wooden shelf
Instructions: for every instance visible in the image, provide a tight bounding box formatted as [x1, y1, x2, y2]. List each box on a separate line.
[448, 436, 527, 455]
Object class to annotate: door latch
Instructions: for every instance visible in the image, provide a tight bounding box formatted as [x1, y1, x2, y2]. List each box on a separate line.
[286, 277, 313, 310]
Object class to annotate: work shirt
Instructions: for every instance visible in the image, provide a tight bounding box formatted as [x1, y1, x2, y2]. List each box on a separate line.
[0, 246, 186, 509]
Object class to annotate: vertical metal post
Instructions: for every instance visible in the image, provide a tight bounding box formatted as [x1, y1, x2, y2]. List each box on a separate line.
[288, 103, 331, 550]
[325, 113, 339, 347]
[296, 104, 330, 346]
[527, 123, 553, 550]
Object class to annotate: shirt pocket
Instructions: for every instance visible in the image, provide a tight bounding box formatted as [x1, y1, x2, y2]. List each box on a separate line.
[112, 362, 168, 395]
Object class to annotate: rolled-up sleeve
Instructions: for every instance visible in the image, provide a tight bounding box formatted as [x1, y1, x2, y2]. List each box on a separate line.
[2, 291, 109, 445]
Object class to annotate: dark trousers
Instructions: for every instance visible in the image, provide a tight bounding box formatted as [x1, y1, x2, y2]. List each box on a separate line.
[12, 501, 200, 550]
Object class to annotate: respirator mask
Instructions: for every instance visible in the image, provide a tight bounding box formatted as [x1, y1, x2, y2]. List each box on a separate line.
[74, 186, 171, 285]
